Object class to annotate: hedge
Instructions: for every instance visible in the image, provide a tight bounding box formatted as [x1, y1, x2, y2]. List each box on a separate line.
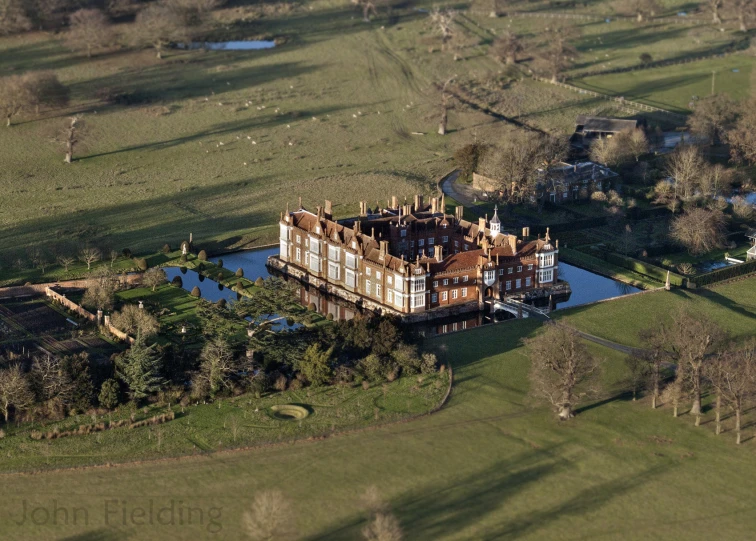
[602, 252, 685, 287]
[691, 259, 756, 287]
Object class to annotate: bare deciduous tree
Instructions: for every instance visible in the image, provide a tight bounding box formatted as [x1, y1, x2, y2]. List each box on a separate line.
[0, 0, 31, 35]
[79, 245, 101, 270]
[637, 323, 672, 409]
[688, 94, 737, 146]
[57, 254, 75, 272]
[490, 31, 523, 65]
[670, 207, 727, 256]
[731, 0, 756, 31]
[526, 323, 601, 420]
[352, 0, 378, 21]
[82, 266, 120, 310]
[111, 304, 160, 338]
[706, 0, 723, 24]
[0, 364, 34, 423]
[727, 99, 756, 165]
[623, 0, 661, 22]
[705, 342, 756, 444]
[65, 9, 114, 58]
[242, 490, 296, 541]
[143, 267, 167, 291]
[29, 355, 74, 416]
[193, 338, 237, 397]
[361, 487, 403, 541]
[132, 2, 191, 59]
[430, 7, 456, 51]
[56, 115, 87, 164]
[538, 24, 579, 82]
[25, 71, 70, 115]
[0, 75, 30, 127]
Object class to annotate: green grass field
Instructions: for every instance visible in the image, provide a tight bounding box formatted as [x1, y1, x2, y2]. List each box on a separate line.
[1, 277, 755, 540]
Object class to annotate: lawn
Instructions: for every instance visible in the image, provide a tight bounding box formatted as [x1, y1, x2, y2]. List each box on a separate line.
[2, 279, 756, 539]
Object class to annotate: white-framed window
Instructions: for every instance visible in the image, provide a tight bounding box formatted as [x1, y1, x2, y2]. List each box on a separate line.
[365, 280, 371, 294]
[442, 291, 448, 301]
[309, 255, 321, 273]
[528, 264, 533, 271]
[296, 247, 301, 262]
[464, 245, 469, 251]
[508, 267, 513, 274]
[517, 266, 522, 273]
[516, 279, 521, 289]
[454, 240, 459, 247]
[305, 252, 310, 265]
[452, 289, 458, 300]
[328, 262, 340, 280]
[366, 267, 371, 276]
[525, 277, 531, 287]
[376, 284, 382, 297]
[428, 238, 434, 245]
[463, 275, 468, 282]
[410, 293, 425, 309]
[328, 245, 340, 261]
[345, 252, 357, 269]
[296, 235, 301, 244]
[443, 279, 449, 286]
[345, 269, 356, 287]
[499, 269, 504, 276]
[387, 290, 394, 302]
[453, 277, 459, 284]
[431, 293, 438, 303]
[506, 280, 512, 290]
[461, 287, 467, 297]
[376, 271, 381, 280]
[443, 236, 449, 243]
[388, 275, 393, 285]
[418, 239, 425, 247]
[433, 281, 438, 288]
[412, 279, 425, 293]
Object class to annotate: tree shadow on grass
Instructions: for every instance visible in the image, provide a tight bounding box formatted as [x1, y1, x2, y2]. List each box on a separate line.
[58, 529, 130, 541]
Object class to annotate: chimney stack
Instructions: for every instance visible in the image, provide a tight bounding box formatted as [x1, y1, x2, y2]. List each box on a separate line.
[324, 200, 333, 219]
[478, 217, 486, 233]
[391, 195, 398, 209]
[508, 234, 518, 254]
[522, 226, 530, 239]
[431, 197, 438, 214]
[434, 245, 443, 262]
[359, 201, 367, 217]
[380, 240, 389, 259]
[455, 206, 464, 221]
[414, 194, 424, 211]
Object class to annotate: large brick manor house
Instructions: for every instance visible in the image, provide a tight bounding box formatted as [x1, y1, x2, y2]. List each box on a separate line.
[268, 195, 563, 318]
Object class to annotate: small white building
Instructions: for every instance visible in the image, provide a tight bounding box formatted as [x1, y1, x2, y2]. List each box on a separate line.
[747, 230, 756, 261]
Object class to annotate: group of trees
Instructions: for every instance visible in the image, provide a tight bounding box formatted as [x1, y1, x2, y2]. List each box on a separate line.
[0, 71, 68, 127]
[688, 93, 756, 167]
[590, 128, 649, 169]
[703, 0, 756, 31]
[628, 311, 756, 444]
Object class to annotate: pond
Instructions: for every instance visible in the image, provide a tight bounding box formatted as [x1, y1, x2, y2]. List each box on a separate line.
[554, 263, 641, 310]
[176, 41, 276, 51]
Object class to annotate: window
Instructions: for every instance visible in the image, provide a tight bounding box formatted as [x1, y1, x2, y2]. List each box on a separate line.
[433, 281, 438, 288]
[365, 280, 371, 294]
[499, 269, 504, 276]
[345, 252, 357, 269]
[454, 240, 459, 247]
[376, 271, 381, 280]
[428, 238, 434, 245]
[525, 277, 531, 287]
[463, 275, 468, 282]
[517, 266, 522, 272]
[506, 281, 512, 290]
[461, 287, 467, 297]
[388, 275, 393, 285]
[443, 279, 449, 286]
[443, 236, 449, 243]
[563, 192, 568, 199]
[508, 267, 513, 274]
[296, 247, 301, 262]
[410, 240, 415, 248]
[452, 289, 458, 300]
[528, 264, 533, 271]
[453, 277, 459, 284]
[431, 293, 438, 303]
[442, 291, 448, 301]
[412, 279, 425, 293]
[401, 229, 407, 237]
[418, 239, 425, 247]
[464, 245, 469, 251]
[309, 255, 320, 273]
[366, 267, 371, 276]
[516, 279, 521, 289]
[328, 262, 340, 280]
[411, 293, 425, 309]
[376, 284, 382, 297]
[296, 235, 301, 244]
[328, 245, 339, 261]
[387, 290, 394, 302]
[346, 269, 356, 287]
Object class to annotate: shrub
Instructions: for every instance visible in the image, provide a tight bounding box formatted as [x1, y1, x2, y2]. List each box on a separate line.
[639, 53, 653, 64]
[161, 243, 171, 254]
[179, 254, 187, 264]
[308, 302, 317, 311]
[693, 260, 756, 286]
[235, 268, 244, 278]
[288, 378, 303, 391]
[217, 298, 227, 308]
[217, 272, 224, 281]
[217, 259, 223, 268]
[255, 277, 265, 287]
[591, 191, 608, 202]
[326, 312, 334, 321]
[135, 258, 148, 271]
[198, 250, 207, 261]
[99, 379, 120, 410]
[198, 262, 205, 272]
[191, 286, 201, 297]
[122, 248, 132, 258]
[359, 354, 390, 381]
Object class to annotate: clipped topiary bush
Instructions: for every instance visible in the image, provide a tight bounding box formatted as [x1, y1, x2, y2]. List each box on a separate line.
[235, 268, 243, 278]
[217, 298, 227, 308]
[179, 254, 187, 264]
[308, 302, 317, 312]
[171, 276, 183, 288]
[217, 259, 223, 268]
[135, 258, 148, 271]
[255, 277, 265, 287]
[216, 272, 224, 281]
[161, 243, 171, 254]
[191, 286, 201, 297]
[198, 250, 207, 261]
[326, 313, 334, 321]
[122, 248, 132, 258]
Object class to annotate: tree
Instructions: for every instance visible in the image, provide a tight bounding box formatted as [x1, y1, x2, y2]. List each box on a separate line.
[57, 254, 75, 272]
[0, 0, 31, 35]
[132, 2, 190, 59]
[143, 267, 167, 291]
[24, 71, 69, 115]
[116, 338, 165, 402]
[664, 144, 707, 201]
[57, 115, 86, 163]
[82, 266, 119, 310]
[352, 0, 378, 21]
[198, 249, 207, 261]
[235, 278, 304, 345]
[490, 31, 523, 65]
[590, 136, 633, 168]
[526, 323, 601, 420]
[98, 378, 120, 409]
[705, 342, 756, 444]
[191, 286, 201, 297]
[670, 207, 727, 256]
[65, 8, 114, 58]
[193, 338, 237, 397]
[727, 99, 756, 165]
[429, 7, 456, 51]
[688, 94, 737, 146]
[0, 364, 34, 423]
[453, 142, 484, 182]
[639, 52, 653, 64]
[61, 352, 95, 413]
[29, 355, 74, 416]
[538, 24, 579, 83]
[637, 323, 671, 409]
[111, 304, 160, 338]
[435, 76, 456, 136]
[361, 487, 403, 541]
[731, 0, 756, 31]
[625, 0, 661, 22]
[706, 0, 723, 24]
[235, 267, 243, 278]
[296, 343, 334, 386]
[0, 74, 30, 127]
[242, 490, 296, 541]
[110, 249, 119, 268]
[79, 245, 101, 270]
[627, 129, 649, 161]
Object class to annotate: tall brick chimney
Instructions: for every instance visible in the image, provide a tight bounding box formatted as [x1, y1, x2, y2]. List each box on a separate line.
[478, 217, 486, 233]
[414, 194, 424, 211]
[324, 200, 333, 220]
[522, 226, 530, 239]
[359, 201, 367, 217]
[455, 206, 464, 221]
[391, 195, 398, 209]
[508, 234, 518, 254]
[431, 197, 438, 214]
[434, 245, 443, 262]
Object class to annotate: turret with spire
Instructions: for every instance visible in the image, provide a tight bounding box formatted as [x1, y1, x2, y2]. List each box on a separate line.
[490, 205, 501, 237]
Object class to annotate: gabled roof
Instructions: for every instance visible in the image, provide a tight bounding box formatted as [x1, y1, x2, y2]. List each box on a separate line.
[576, 115, 638, 133]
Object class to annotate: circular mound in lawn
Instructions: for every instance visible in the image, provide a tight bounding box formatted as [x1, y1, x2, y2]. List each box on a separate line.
[270, 404, 310, 421]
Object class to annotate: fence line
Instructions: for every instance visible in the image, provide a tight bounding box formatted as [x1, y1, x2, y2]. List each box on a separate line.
[467, 9, 709, 25]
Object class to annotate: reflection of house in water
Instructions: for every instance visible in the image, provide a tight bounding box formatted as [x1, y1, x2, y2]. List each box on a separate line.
[269, 196, 569, 322]
[299, 286, 358, 321]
